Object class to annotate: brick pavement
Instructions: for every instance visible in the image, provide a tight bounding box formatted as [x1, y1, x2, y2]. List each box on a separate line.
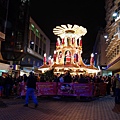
[0, 95, 120, 120]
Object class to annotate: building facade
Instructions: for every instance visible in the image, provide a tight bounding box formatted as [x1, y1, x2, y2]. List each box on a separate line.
[105, 0, 120, 75]
[20, 17, 50, 75]
[93, 29, 112, 76]
[0, 0, 10, 75]
[0, 0, 51, 76]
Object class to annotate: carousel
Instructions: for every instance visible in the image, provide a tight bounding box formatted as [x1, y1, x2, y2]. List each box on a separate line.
[38, 24, 100, 75]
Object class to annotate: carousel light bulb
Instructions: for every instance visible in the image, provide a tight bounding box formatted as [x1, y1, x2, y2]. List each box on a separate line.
[79, 37, 81, 40]
[91, 53, 94, 57]
[54, 50, 56, 54]
[57, 37, 60, 41]
[44, 53, 46, 57]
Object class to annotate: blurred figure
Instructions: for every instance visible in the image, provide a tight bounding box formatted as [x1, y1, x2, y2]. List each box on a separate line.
[23, 74, 28, 82]
[64, 71, 72, 83]
[105, 76, 112, 95]
[40, 74, 46, 82]
[59, 74, 64, 83]
[53, 74, 59, 82]
[78, 74, 87, 83]
[114, 74, 120, 104]
[0, 76, 4, 97]
[4, 75, 13, 98]
[24, 72, 38, 108]
[111, 75, 116, 97]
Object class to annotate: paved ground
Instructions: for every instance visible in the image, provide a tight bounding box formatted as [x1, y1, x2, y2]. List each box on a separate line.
[0, 95, 120, 120]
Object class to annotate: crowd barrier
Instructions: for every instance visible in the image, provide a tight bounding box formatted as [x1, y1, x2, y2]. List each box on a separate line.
[19, 82, 107, 98]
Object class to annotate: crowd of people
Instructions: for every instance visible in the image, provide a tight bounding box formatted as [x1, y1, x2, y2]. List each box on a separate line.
[0, 72, 38, 108]
[0, 71, 120, 105]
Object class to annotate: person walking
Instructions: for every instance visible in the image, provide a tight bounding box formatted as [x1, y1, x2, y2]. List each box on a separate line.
[24, 72, 38, 108]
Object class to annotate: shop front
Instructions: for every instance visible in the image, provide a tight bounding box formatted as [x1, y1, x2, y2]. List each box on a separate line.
[0, 63, 9, 76]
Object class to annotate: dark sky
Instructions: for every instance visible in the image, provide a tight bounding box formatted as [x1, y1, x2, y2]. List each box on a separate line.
[30, 0, 106, 59]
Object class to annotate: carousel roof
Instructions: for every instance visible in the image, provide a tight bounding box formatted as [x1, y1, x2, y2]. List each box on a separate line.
[53, 24, 87, 39]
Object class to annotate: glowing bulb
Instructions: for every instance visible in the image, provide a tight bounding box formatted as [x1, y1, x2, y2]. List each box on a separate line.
[91, 53, 94, 57]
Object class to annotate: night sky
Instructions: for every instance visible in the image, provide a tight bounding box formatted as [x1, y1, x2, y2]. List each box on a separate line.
[30, 0, 106, 59]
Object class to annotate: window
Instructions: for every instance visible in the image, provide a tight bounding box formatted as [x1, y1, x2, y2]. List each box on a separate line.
[40, 34, 43, 41]
[31, 31, 35, 40]
[16, 41, 22, 50]
[40, 40, 42, 49]
[43, 43, 46, 51]
[39, 48, 42, 55]
[30, 41, 34, 50]
[36, 29, 39, 37]
[114, 48, 116, 57]
[117, 45, 119, 54]
[33, 61, 35, 65]
[43, 50, 45, 56]
[37, 62, 39, 67]
[36, 36, 39, 45]
[35, 45, 38, 53]
[31, 24, 35, 31]
[28, 58, 30, 63]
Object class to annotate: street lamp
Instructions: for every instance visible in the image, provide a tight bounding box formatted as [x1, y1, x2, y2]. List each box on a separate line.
[104, 35, 108, 39]
[112, 12, 117, 18]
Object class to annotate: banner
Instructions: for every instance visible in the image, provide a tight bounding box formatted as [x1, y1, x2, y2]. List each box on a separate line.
[19, 82, 105, 98]
[57, 83, 93, 97]
[57, 83, 75, 96]
[36, 82, 57, 96]
[73, 83, 93, 97]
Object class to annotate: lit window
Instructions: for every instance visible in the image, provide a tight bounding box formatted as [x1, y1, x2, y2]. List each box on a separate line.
[28, 58, 30, 63]
[31, 24, 35, 31]
[37, 62, 39, 67]
[33, 61, 35, 65]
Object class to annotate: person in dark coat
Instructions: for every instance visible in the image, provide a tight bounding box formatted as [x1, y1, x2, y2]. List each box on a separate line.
[78, 74, 87, 83]
[105, 76, 112, 95]
[64, 71, 72, 83]
[4, 75, 13, 98]
[24, 72, 38, 108]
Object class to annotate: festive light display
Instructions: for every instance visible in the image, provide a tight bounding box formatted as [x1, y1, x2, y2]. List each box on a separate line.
[38, 24, 100, 75]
